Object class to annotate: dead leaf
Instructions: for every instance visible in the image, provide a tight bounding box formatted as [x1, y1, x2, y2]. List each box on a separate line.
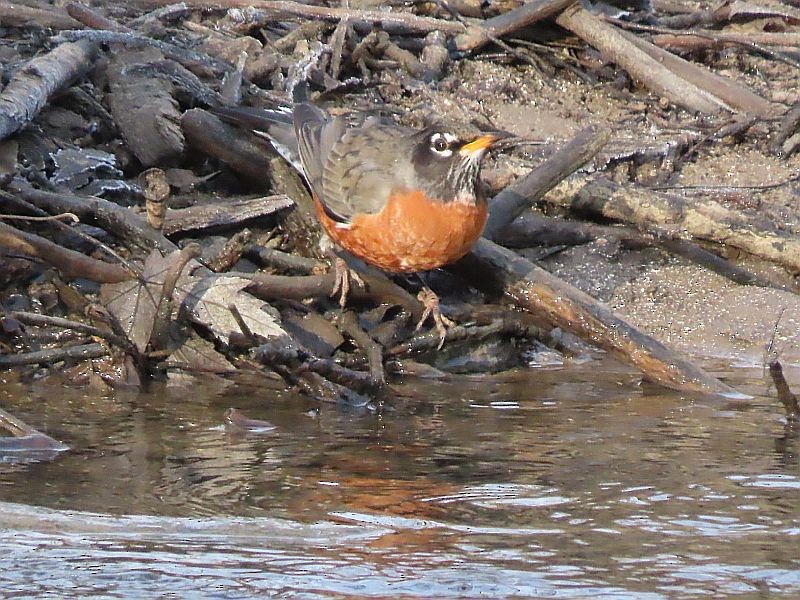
[164, 334, 235, 373]
[181, 274, 286, 344]
[100, 249, 183, 353]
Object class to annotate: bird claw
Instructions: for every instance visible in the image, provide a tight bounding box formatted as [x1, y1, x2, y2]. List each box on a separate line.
[330, 257, 364, 308]
[415, 287, 455, 349]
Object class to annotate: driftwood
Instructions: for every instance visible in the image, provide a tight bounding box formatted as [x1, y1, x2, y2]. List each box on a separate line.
[178, 0, 467, 35]
[0, 221, 133, 283]
[465, 125, 742, 396]
[454, 0, 574, 53]
[455, 240, 741, 397]
[484, 125, 611, 239]
[0, 40, 98, 141]
[497, 213, 796, 293]
[106, 49, 186, 168]
[567, 178, 800, 273]
[0, 1, 81, 29]
[555, 5, 771, 115]
[162, 195, 293, 235]
[8, 181, 177, 253]
[52, 30, 232, 78]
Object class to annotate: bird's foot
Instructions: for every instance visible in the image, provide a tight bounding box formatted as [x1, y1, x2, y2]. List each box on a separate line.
[415, 287, 455, 349]
[330, 257, 364, 308]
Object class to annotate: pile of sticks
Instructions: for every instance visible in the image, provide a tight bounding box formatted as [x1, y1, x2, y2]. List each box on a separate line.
[1, 0, 799, 413]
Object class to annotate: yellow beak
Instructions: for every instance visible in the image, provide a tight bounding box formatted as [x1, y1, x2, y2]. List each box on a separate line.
[459, 134, 501, 156]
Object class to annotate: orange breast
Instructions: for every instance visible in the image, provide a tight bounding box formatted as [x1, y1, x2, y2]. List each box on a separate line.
[314, 191, 487, 272]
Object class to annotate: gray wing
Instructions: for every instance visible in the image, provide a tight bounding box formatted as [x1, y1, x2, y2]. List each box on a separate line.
[294, 105, 418, 223]
[319, 121, 418, 223]
[293, 103, 344, 193]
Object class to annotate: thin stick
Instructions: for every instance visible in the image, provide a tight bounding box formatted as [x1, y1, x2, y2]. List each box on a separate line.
[0, 343, 108, 367]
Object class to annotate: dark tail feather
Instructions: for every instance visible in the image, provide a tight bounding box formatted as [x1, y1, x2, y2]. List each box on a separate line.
[210, 106, 293, 131]
[209, 105, 303, 177]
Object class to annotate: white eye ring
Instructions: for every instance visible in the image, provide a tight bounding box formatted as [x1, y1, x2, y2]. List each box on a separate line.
[430, 132, 456, 157]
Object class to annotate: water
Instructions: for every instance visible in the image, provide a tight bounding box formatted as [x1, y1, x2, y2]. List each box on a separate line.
[0, 359, 798, 598]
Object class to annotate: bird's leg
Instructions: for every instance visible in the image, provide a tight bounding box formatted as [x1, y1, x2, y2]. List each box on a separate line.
[414, 286, 455, 350]
[329, 257, 364, 308]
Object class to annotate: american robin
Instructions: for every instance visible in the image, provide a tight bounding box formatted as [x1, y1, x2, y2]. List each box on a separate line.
[214, 96, 505, 340]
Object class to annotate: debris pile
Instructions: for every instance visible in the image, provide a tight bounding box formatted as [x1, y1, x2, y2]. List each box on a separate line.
[1, 0, 799, 414]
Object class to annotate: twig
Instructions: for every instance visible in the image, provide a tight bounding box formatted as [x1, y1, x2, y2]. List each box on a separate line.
[65, 1, 129, 31]
[246, 271, 423, 320]
[127, 2, 190, 27]
[0, 212, 79, 223]
[8, 181, 177, 253]
[388, 320, 536, 357]
[10, 311, 130, 349]
[149, 243, 202, 351]
[252, 341, 384, 397]
[245, 245, 323, 274]
[206, 230, 253, 273]
[229, 303, 257, 344]
[770, 103, 800, 158]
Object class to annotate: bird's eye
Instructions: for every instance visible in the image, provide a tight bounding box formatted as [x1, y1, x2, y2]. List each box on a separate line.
[430, 132, 454, 156]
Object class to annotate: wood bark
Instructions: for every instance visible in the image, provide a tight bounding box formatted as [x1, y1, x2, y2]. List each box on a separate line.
[0, 40, 97, 140]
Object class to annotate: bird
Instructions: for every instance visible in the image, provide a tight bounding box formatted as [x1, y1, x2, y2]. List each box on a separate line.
[213, 92, 505, 342]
